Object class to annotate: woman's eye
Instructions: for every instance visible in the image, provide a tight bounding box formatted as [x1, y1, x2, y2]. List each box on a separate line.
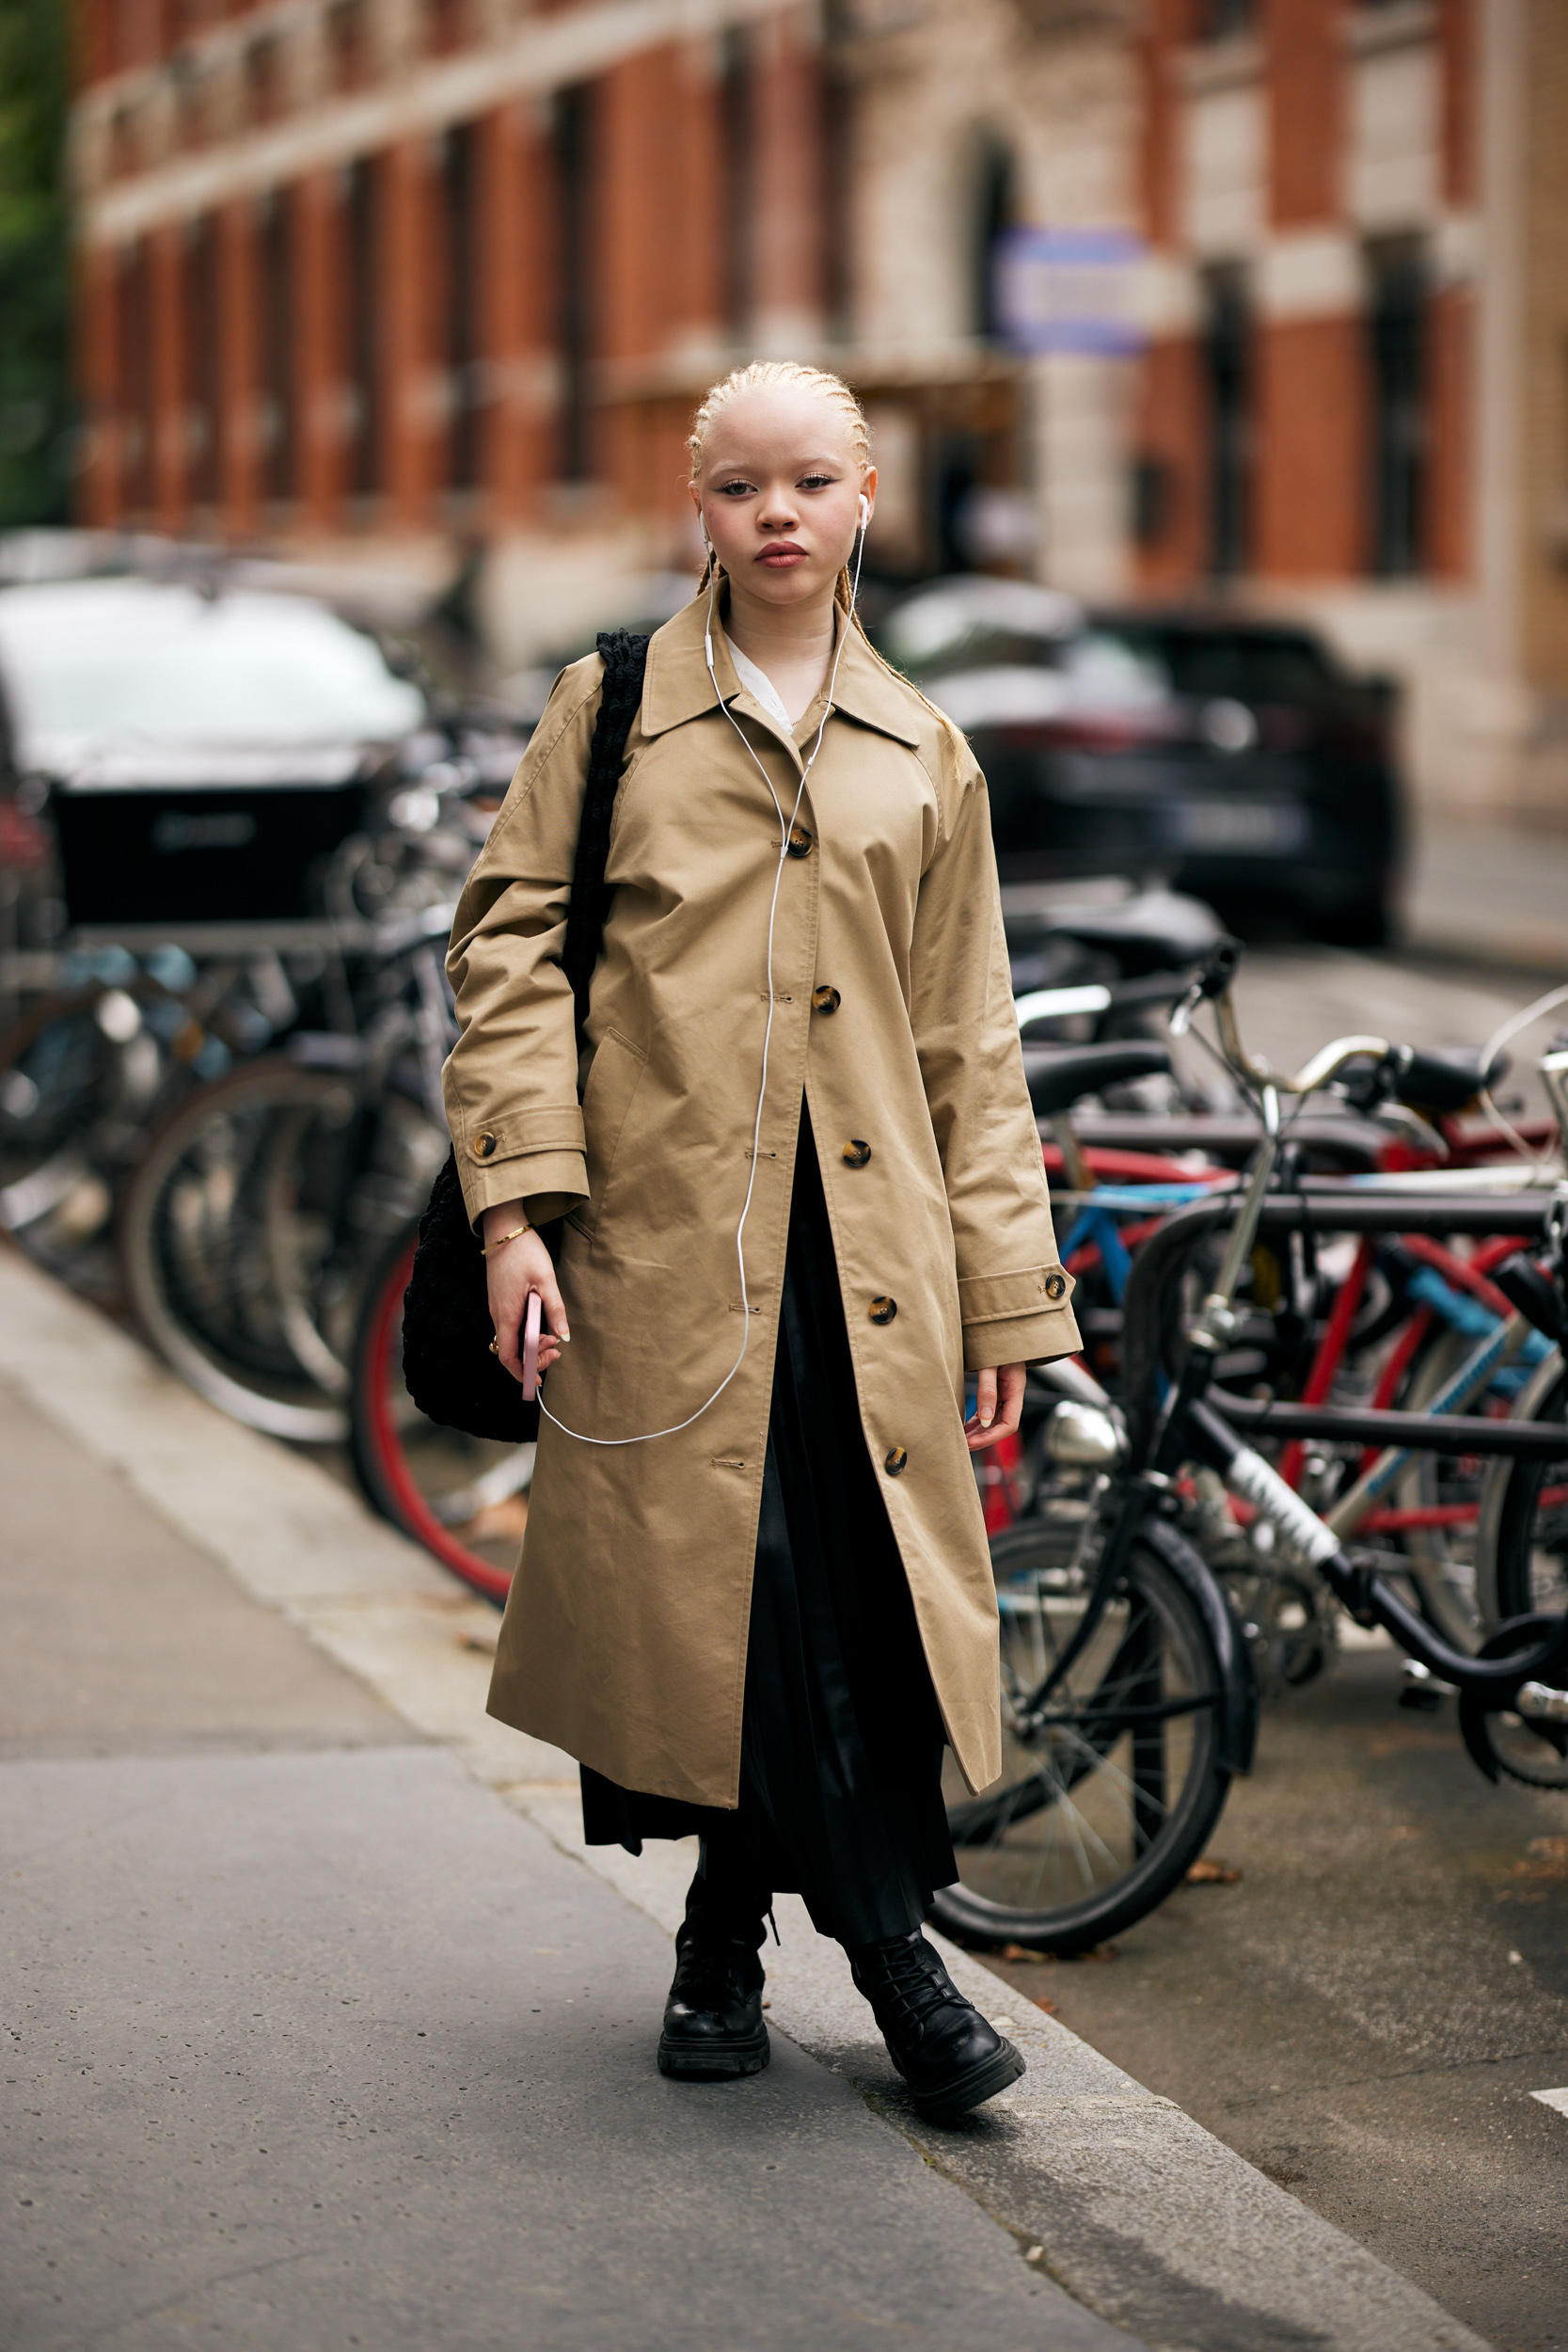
[800, 475, 833, 490]
[716, 481, 753, 497]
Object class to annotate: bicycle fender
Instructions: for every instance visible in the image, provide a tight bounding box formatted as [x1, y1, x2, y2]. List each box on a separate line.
[1135, 1514, 1259, 1776]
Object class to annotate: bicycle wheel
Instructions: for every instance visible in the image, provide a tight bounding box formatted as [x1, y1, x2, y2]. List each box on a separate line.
[1388, 1327, 1492, 1652]
[1479, 1356, 1568, 1615]
[348, 1223, 531, 1605]
[931, 1518, 1234, 1954]
[118, 1057, 358, 1442]
[0, 985, 163, 1281]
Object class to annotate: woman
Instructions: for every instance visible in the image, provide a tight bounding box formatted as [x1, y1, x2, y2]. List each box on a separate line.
[443, 361, 1079, 2122]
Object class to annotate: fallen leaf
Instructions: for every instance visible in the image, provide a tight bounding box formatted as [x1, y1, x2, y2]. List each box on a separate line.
[459, 1495, 530, 1545]
[1033, 1994, 1058, 2015]
[1513, 1836, 1568, 1883]
[1186, 1858, 1243, 1885]
[996, 1942, 1053, 1963]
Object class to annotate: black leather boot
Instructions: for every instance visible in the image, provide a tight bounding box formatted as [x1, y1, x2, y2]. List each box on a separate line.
[848, 1928, 1024, 2121]
[657, 1874, 770, 2080]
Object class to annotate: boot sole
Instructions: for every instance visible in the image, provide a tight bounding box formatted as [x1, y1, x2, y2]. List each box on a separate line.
[657, 2027, 770, 2080]
[905, 2037, 1025, 2122]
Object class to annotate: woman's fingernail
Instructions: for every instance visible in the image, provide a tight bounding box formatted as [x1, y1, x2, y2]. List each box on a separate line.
[981, 1411, 993, 1427]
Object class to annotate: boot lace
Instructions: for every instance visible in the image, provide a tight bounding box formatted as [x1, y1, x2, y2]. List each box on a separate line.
[867, 1938, 971, 2038]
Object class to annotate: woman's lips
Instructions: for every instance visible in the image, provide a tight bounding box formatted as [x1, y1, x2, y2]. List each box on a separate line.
[757, 543, 807, 567]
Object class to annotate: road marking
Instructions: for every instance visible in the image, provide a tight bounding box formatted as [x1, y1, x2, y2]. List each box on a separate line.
[1529, 2088, 1568, 2116]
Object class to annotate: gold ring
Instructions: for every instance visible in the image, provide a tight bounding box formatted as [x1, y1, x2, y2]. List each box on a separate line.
[488, 1338, 499, 1356]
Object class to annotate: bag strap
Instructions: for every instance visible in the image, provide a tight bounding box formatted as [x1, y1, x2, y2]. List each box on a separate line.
[562, 628, 650, 1048]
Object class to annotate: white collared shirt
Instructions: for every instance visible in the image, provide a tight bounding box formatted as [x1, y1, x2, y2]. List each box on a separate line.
[726, 639, 799, 734]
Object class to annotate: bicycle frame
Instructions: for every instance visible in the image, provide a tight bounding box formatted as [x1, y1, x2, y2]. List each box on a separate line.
[1026, 1009, 1568, 1750]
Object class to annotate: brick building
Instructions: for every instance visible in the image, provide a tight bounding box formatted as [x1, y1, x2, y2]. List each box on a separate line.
[66, 0, 1568, 820]
[1127, 0, 1568, 822]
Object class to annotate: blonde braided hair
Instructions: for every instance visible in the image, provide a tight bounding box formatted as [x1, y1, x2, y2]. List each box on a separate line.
[688, 361, 872, 622]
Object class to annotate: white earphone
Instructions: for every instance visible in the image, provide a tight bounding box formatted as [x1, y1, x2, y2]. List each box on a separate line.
[537, 496, 870, 1452]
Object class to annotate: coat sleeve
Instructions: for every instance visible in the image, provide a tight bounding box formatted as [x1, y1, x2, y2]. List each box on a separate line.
[909, 724, 1082, 1372]
[442, 656, 603, 1230]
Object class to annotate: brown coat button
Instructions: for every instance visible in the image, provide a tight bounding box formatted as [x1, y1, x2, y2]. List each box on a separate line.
[472, 1133, 498, 1160]
[884, 1446, 909, 1476]
[842, 1138, 871, 1168]
[813, 986, 841, 1015]
[786, 824, 813, 859]
[1045, 1269, 1068, 1301]
[869, 1295, 897, 1325]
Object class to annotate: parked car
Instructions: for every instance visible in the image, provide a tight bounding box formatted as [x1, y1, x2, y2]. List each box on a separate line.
[875, 578, 1402, 945]
[0, 576, 428, 934]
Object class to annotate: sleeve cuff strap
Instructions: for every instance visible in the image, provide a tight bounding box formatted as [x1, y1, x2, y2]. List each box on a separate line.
[458, 1149, 590, 1231]
[963, 1304, 1083, 1374]
[957, 1264, 1076, 1323]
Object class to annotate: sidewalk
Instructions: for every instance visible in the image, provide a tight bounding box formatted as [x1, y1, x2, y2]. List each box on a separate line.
[1404, 815, 1568, 975]
[0, 1244, 1490, 2352]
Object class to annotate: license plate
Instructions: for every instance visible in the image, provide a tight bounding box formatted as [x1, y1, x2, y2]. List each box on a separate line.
[1164, 800, 1308, 851]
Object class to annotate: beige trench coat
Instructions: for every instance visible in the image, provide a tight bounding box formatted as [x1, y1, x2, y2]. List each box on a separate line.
[444, 593, 1080, 1806]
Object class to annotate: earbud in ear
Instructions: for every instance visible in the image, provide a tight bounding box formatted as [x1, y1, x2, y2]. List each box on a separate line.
[858, 494, 869, 530]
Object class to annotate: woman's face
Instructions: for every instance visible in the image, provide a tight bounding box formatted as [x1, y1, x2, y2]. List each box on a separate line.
[690, 389, 876, 612]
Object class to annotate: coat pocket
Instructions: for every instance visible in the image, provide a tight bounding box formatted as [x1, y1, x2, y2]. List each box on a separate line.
[571, 1026, 647, 1241]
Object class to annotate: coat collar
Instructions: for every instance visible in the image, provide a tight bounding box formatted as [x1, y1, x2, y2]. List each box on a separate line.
[641, 589, 923, 750]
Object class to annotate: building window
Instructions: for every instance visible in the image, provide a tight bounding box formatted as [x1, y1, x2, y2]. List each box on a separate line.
[720, 29, 753, 340]
[1202, 262, 1251, 577]
[973, 137, 1016, 342]
[325, 1, 365, 92]
[1194, 0, 1256, 37]
[245, 38, 282, 127]
[1367, 236, 1426, 577]
[260, 192, 294, 503]
[553, 85, 592, 483]
[118, 238, 154, 515]
[345, 157, 380, 497]
[442, 122, 479, 492]
[184, 214, 221, 508]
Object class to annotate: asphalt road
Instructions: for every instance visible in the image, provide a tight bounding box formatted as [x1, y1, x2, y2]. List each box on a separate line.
[979, 1638, 1568, 2352]
[983, 940, 1568, 2352]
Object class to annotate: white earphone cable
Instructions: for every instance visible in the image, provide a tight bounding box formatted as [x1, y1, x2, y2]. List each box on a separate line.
[536, 503, 869, 1448]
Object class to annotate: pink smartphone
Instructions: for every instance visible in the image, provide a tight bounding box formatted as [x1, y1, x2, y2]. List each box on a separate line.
[522, 1289, 543, 1402]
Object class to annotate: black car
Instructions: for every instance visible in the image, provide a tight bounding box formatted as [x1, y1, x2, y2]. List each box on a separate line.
[875, 579, 1402, 945]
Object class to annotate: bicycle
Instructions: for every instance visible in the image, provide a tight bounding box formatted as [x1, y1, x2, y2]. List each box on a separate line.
[931, 944, 1568, 1954]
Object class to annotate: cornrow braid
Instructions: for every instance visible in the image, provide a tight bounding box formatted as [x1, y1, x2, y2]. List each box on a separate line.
[688, 359, 871, 485]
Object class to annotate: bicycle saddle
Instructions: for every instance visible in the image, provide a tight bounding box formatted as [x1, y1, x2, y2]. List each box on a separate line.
[1043, 889, 1225, 977]
[1024, 1040, 1173, 1118]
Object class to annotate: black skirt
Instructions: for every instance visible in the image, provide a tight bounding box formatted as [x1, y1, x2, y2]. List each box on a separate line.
[580, 1100, 958, 1947]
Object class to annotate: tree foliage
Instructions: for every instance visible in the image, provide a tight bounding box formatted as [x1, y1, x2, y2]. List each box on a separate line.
[0, 0, 72, 529]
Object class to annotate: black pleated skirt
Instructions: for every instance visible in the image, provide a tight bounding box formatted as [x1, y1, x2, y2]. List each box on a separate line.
[580, 1100, 958, 1947]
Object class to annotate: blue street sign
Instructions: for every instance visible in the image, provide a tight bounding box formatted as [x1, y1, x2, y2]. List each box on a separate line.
[993, 227, 1147, 357]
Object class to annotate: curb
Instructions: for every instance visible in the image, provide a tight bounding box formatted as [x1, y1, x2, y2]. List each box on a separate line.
[0, 1243, 1490, 2352]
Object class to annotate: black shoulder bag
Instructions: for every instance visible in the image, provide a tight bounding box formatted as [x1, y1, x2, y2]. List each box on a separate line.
[400, 628, 650, 1441]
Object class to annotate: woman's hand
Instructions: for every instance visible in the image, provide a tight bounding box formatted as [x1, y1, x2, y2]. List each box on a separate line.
[964, 1362, 1024, 1453]
[483, 1200, 569, 1383]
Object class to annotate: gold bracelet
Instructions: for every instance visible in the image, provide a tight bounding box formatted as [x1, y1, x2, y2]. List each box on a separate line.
[482, 1222, 531, 1255]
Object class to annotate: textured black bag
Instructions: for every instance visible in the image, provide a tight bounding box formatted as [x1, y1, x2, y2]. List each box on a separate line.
[400, 629, 651, 1441]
